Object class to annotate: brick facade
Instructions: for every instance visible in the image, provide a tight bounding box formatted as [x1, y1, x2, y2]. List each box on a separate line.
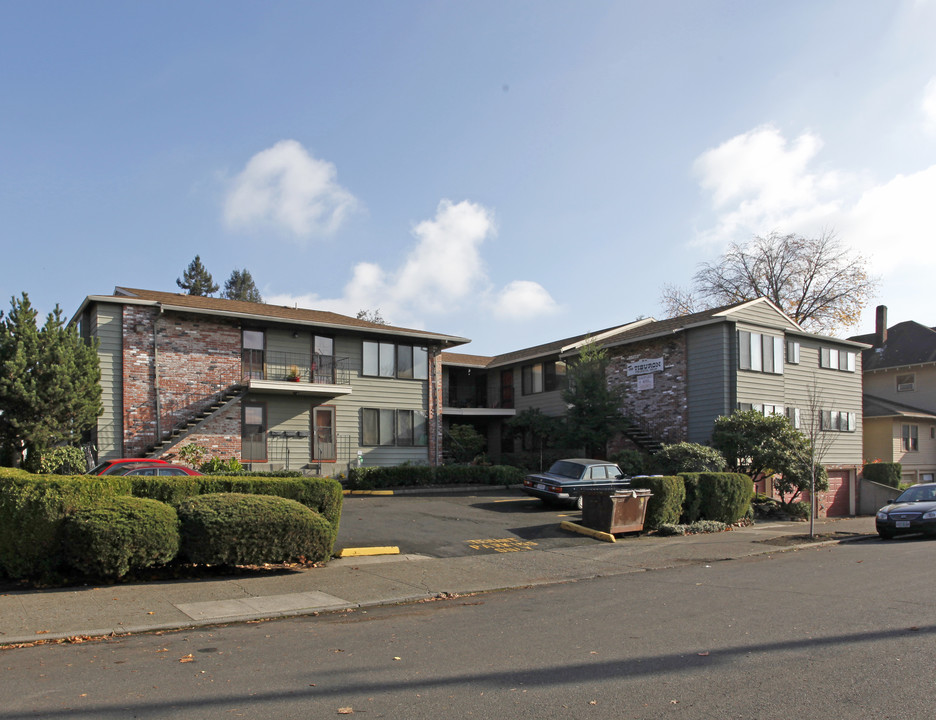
[122, 307, 241, 456]
[606, 335, 689, 450]
[427, 349, 444, 465]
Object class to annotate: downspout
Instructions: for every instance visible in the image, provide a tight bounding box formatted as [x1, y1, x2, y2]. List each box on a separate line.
[154, 303, 163, 445]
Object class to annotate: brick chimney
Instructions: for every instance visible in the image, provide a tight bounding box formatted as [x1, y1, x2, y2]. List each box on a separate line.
[875, 305, 888, 347]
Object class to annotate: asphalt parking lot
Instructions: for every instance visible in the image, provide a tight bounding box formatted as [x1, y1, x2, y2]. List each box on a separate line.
[334, 488, 600, 557]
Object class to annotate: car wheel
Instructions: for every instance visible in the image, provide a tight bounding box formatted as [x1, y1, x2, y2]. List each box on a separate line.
[574, 495, 583, 511]
[877, 531, 894, 540]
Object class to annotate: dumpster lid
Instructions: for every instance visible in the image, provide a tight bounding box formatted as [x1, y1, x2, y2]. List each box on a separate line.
[611, 489, 652, 497]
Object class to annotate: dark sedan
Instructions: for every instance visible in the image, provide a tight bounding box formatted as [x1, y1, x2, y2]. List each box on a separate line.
[876, 483, 936, 539]
[522, 458, 630, 509]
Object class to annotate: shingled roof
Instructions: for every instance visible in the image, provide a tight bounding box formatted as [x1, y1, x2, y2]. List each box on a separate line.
[850, 320, 936, 372]
[75, 287, 470, 347]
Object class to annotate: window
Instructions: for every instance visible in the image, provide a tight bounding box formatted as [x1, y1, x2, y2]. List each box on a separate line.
[361, 408, 427, 446]
[902, 424, 919, 452]
[522, 363, 544, 395]
[786, 406, 801, 429]
[738, 403, 784, 417]
[897, 373, 916, 392]
[786, 340, 800, 364]
[820, 347, 856, 372]
[739, 331, 782, 374]
[523, 361, 565, 394]
[821, 410, 857, 433]
[362, 342, 428, 380]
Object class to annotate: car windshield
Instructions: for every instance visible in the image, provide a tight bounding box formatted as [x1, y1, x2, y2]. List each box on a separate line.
[895, 486, 936, 503]
[547, 461, 586, 479]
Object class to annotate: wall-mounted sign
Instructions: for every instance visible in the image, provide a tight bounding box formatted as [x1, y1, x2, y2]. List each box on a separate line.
[636, 374, 654, 391]
[627, 357, 664, 376]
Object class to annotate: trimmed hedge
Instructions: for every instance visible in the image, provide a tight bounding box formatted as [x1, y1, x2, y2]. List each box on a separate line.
[628, 475, 685, 529]
[64, 496, 180, 579]
[0, 469, 132, 579]
[177, 493, 333, 565]
[345, 464, 524, 490]
[680, 472, 754, 524]
[863, 462, 902, 488]
[0, 468, 342, 579]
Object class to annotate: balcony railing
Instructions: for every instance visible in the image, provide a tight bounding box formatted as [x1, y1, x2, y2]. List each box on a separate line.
[242, 351, 351, 386]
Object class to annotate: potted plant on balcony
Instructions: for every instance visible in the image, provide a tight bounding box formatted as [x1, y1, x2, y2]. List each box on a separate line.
[286, 365, 301, 382]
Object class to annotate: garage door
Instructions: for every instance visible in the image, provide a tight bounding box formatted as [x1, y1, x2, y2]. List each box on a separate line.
[824, 470, 851, 517]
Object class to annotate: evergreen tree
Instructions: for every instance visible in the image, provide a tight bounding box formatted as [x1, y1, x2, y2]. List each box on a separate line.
[222, 268, 263, 303]
[0, 294, 101, 467]
[176, 255, 219, 296]
[560, 341, 625, 458]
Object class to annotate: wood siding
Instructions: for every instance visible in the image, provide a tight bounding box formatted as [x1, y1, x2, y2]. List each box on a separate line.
[92, 303, 123, 461]
[685, 324, 733, 443]
[864, 365, 936, 413]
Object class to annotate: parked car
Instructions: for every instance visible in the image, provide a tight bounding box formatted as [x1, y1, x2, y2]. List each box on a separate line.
[115, 463, 203, 477]
[87, 458, 170, 475]
[875, 483, 936, 539]
[522, 458, 631, 509]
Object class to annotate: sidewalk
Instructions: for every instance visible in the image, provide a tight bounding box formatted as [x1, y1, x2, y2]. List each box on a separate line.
[0, 515, 876, 647]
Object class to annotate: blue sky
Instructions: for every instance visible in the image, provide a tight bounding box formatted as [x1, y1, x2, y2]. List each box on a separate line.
[2, 1, 935, 355]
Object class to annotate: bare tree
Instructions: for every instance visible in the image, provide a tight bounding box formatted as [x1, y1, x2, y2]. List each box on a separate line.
[661, 231, 879, 335]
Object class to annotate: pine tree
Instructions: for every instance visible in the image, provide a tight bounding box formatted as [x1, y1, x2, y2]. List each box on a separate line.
[0, 294, 101, 467]
[176, 255, 219, 296]
[222, 268, 263, 303]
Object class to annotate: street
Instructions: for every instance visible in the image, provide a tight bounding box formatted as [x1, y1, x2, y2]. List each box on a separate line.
[2, 535, 933, 719]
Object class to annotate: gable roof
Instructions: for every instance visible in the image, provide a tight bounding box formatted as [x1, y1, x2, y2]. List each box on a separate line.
[850, 320, 936, 372]
[74, 287, 470, 347]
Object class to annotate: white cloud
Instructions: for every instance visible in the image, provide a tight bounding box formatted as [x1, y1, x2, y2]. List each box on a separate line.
[224, 140, 358, 238]
[692, 125, 848, 244]
[490, 280, 560, 320]
[694, 123, 936, 331]
[265, 199, 560, 327]
[922, 76, 936, 132]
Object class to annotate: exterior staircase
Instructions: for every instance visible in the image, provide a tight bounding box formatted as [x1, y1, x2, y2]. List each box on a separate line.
[620, 417, 664, 455]
[144, 384, 247, 458]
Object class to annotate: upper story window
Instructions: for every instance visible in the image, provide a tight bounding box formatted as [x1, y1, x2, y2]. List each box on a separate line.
[242, 329, 265, 380]
[902, 424, 919, 451]
[820, 347, 856, 372]
[738, 331, 783, 374]
[522, 361, 567, 395]
[362, 341, 428, 380]
[821, 410, 857, 433]
[897, 373, 916, 392]
[786, 340, 800, 364]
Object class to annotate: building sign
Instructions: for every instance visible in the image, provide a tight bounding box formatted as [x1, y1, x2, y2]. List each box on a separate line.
[627, 357, 664, 377]
[636, 374, 654, 391]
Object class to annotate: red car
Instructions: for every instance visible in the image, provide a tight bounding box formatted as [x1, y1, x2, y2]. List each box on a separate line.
[115, 463, 203, 477]
[87, 458, 170, 476]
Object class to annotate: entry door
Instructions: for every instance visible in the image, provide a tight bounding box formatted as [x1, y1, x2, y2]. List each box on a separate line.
[500, 370, 514, 408]
[312, 406, 336, 461]
[242, 402, 267, 462]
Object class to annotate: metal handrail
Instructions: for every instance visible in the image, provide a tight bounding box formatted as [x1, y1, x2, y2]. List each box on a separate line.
[242, 351, 351, 385]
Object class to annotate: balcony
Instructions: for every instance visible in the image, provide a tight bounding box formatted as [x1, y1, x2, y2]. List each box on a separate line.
[442, 391, 515, 418]
[243, 351, 353, 397]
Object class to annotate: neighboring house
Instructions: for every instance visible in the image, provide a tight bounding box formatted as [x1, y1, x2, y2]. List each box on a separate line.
[443, 299, 867, 516]
[73, 287, 468, 474]
[850, 306, 936, 485]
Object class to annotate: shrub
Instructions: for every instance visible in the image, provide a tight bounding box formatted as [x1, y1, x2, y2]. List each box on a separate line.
[63, 496, 180, 578]
[649, 442, 726, 475]
[444, 424, 486, 464]
[610, 449, 647, 475]
[657, 520, 728, 536]
[199, 456, 244, 474]
[0, 469, 131, 579]
[863, 462, 902, 488]
[694, 472, 754, 524]
[37, 446, 88, 475]
[680, 473, 704, 523]
[781, 501, 810, 519]
[628, 475, 685, 529]
[176, 493, 333, 565]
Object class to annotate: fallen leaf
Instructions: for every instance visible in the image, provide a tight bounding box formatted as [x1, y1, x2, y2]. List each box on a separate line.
[697, 651, 710, 656]
[393, 656, 401, 661]
[179, 654, 194, 663]
[147, 612, 155, 615]
[337, 708, 353, 714]
[156, 648, 168, 653]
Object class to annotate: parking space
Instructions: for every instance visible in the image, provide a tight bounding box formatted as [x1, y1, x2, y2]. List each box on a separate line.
[334, 489, 594, 558]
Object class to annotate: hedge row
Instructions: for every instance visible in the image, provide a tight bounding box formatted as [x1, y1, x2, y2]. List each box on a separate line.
[346, 464, 525, 490]
[862, 462, 902, 488]
[0, 467, 342, 580]
[629, 472, 754, 529]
